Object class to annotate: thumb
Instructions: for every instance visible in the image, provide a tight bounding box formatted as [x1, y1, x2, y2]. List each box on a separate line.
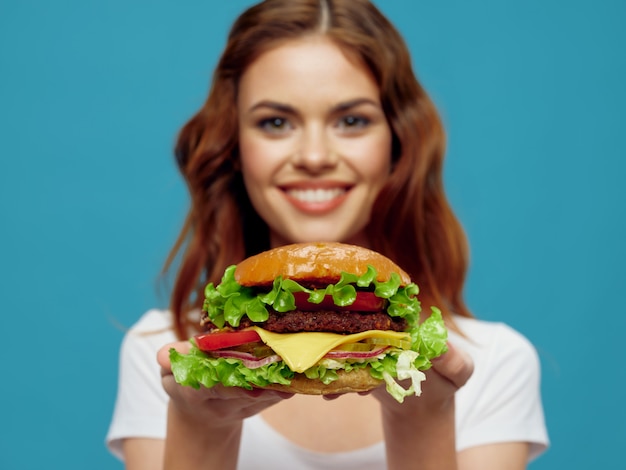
[431, 342, 474, 390]
[157, 340, 192, 370]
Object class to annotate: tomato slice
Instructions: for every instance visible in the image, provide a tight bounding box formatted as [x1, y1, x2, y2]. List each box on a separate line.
[195, 329, 262, 351]
[292, 291, 385, 312]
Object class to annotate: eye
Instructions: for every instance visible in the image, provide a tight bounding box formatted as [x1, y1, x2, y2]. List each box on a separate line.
[337, 115, 370, 130]
[258, 117, 291, 133]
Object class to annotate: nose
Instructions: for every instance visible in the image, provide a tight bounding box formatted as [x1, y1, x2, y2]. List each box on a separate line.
[291, 124, 337, 172]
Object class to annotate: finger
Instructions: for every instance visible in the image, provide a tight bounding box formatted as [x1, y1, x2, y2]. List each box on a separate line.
[157, 341, 191, 371]
[270, 390, 296, 400]
[322, 393, 343, 401]
[431, 342, 474, 389]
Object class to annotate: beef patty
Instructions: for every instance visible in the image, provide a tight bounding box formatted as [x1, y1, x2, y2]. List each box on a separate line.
[201, 309, 408, 335]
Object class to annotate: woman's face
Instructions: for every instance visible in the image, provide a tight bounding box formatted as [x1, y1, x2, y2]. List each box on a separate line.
[237, 36, 392, 248]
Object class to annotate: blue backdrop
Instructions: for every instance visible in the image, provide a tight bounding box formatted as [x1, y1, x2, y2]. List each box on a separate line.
[1, 1, 624, 468]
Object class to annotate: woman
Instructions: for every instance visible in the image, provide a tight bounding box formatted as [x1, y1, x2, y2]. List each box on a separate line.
[107, 1, 549, 468]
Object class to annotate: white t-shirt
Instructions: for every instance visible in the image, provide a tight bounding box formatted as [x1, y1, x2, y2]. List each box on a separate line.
[106, 309, 549, 467]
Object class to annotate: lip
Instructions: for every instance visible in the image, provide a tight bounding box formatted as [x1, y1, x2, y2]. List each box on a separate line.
[279, 181, 353, 214]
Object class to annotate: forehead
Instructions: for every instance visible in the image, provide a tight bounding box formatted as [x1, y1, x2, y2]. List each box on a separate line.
[237, 36, 380, 108]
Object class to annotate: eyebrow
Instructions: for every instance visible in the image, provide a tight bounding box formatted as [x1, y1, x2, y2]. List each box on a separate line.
[248, 101, 295, 114]
[332, 98, 381, 113]
[247, 97, 381, 115]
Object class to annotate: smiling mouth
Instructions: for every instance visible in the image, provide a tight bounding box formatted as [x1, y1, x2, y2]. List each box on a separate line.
[280, 185, 351, 213]
[285, 187, 347, 203]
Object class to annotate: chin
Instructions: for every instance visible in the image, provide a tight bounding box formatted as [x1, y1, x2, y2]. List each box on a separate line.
[271, 224, 370, 248]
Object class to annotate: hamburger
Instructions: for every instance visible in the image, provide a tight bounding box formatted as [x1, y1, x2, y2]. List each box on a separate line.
[169, 242, 448, 402]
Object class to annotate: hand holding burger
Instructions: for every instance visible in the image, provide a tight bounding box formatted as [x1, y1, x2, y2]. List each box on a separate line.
[170, 242, 448, 403]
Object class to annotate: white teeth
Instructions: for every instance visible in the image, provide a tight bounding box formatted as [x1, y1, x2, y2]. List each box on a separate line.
[287, 188, 345, 203]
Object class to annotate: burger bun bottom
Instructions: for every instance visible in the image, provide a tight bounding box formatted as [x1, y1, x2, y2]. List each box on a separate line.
[259, 368, 383, 395]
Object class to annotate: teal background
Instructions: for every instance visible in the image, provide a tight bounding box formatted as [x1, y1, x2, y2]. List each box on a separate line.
[1, 1, 624, 468]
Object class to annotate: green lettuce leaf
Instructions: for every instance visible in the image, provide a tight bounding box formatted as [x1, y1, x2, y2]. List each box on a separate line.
[203, 264, 422, 328]
[412, 306, 448, 361]
[170, 345, 294, 390]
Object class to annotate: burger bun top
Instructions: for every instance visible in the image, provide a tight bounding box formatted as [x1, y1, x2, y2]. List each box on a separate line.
[234, 242, 411, 287]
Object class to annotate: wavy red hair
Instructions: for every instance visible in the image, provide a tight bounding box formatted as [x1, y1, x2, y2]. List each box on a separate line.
[166, 0, 471, 340]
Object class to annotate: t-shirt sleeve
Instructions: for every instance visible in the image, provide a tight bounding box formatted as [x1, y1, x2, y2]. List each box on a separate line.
[456, 324, 549, 461]
[106, 310, 173, 460]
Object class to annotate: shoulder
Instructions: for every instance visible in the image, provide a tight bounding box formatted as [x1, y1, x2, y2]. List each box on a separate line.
[452, 315, 530, 343]
[128, 308, 174, 333]
[122, 309, 176, 342]
[450, 316, 539, 367]
[118, 309, 178, 363]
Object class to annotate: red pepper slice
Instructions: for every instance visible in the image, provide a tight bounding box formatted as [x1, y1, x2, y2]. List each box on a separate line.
[292, 291, 384, 312]
[195, 329, 262, 351]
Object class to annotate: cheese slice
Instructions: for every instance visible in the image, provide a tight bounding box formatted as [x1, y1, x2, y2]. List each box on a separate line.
[251, 327, 411, 373]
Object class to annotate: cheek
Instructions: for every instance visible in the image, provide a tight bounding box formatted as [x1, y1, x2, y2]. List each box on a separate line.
[239, 132, 290, 173]
[239, 134, 270, 184]
[349, 135, 392, 183]
[241, 164, 263, 191]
